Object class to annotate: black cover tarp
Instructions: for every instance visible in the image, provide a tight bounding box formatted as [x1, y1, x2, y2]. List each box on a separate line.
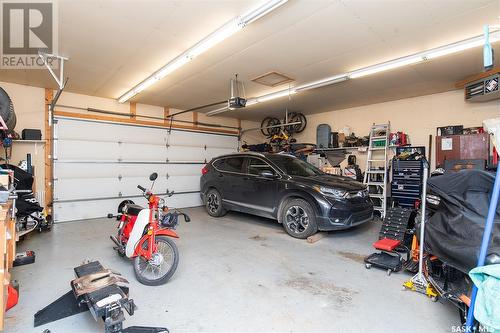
[424, 170, 500, 273]
[0, 164, 42, 215]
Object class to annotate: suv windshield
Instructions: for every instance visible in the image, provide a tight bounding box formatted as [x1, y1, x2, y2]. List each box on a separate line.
[267, 154, 323, 177]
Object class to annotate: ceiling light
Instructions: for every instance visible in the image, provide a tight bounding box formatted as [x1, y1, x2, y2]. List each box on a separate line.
[187, 18, 242, 58]
[245, 98, 259, 106]
[241, 0, 289, 26]
[295, 74, 348, 91]
[349, 55, 424, 79]
[118, 0, 289, 103]
[155, 56, 191, 79]
[256, 89, 296, 102]
[425, 30, 500, 59]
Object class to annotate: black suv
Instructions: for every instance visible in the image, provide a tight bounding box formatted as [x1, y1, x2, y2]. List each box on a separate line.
[200, 152, 373, 238]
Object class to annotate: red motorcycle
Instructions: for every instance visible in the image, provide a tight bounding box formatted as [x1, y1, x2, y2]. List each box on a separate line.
[108, 173, 190, 285]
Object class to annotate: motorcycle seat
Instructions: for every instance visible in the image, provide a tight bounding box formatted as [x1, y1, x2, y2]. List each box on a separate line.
[124, 204, 145, 216]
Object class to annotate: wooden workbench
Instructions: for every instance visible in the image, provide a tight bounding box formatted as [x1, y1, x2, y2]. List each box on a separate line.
[0, 201, 15, 331]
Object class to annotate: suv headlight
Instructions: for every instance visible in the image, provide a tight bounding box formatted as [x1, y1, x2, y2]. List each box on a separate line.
[316, 186, 347, 199]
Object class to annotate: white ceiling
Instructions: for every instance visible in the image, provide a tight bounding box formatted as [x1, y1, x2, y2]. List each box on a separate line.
[1, 0, 499, 120]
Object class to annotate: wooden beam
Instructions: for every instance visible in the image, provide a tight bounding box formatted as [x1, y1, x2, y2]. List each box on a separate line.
[53, 110, 239, 135]
[193, 112, 198, 129]
[44, 89, 53, 216]
[307, 232, 327, 244]
[130, 102, 136, 119]
[455, 67, 500, 88]
[164, 107, 169, 125]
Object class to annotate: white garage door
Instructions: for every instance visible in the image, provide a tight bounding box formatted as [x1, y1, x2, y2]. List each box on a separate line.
[52, 117, 238, 222]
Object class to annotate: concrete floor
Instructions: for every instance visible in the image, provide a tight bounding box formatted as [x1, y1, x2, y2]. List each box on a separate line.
[7, 207, 458, 333]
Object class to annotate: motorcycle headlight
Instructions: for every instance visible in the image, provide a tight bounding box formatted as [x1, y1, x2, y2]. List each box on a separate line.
[316, 186, 347, 199]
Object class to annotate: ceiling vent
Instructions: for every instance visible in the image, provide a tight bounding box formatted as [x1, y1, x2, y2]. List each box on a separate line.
[252, 71, 294, 87]
[465, 73, 499, 102]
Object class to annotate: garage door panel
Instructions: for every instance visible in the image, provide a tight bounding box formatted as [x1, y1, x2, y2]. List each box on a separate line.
[118, 142, 167, 161]
[55, 178, 121, 201]
[57, 118, 168, 144]
[164, 193, 201, 209]
[205, 147, 235, 161]
[55, 163, 171, 179]
[166, 164, 202, 177]
[53, 193, 202, 222]
[166, 146, 205, 162]
[166, 175, 200, 192]
[56, 140, 120, 160]
[54, 198, 132, 222]
[53, 117, 237, 222]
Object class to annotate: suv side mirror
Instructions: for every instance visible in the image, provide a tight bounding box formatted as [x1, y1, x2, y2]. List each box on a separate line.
[149, 172, 158, 181]
[260, 170, 276, 179]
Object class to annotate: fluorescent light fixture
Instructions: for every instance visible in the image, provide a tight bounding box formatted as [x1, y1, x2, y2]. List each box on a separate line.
[118, 90, 137, 104]
[241, 0, 289, 26]
[118, 0, 289, 103]
[425, 30, 500, 59]
[295, 74, 348, 92]
[187, 18, 242, 58]
[155, 55, 191, 79]
[349, 55, 424, 79]
[245, 98, 259, 106]
[257, 89, 296, 102]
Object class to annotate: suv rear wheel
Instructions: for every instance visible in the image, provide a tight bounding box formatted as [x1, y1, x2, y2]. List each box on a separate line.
[280, 198, 317, 239]
[205, 188, 227, 217]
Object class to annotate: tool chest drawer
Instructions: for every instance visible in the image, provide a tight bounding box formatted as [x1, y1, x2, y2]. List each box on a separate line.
[392, 160, 422, 171]
[391, 182, 421, 194]
[391, 158, 423, 208]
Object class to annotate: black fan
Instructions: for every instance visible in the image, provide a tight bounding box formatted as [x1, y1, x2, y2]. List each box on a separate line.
[0, 87, 16, 130]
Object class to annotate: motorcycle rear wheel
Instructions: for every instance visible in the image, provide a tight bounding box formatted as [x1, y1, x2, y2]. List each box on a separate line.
[133, 236, 179, 286]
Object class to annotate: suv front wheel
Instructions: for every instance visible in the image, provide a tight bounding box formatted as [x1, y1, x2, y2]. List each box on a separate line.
[280, 198, 318, 239]
[205, 188, 227, 217]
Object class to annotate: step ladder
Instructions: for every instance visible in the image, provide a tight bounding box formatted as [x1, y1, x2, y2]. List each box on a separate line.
[363, 123, 390, 218]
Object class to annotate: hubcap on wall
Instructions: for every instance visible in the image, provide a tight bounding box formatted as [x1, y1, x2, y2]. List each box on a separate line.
[285, 206, 309, 234]
[207, 193, 219, 214]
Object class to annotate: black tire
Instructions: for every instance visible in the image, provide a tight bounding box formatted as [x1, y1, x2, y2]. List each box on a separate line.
[118, 200, 134, 214]
[0, 88, 16, 130]
[280, 198, 318, 239]
[284, 112, 307, 134]
[205, 188, 227, 217]
[133, 236, 179, 286]
[260, 117, 281, 137]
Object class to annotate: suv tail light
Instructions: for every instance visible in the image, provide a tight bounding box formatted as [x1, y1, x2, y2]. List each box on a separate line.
[201, 164, 209, 175]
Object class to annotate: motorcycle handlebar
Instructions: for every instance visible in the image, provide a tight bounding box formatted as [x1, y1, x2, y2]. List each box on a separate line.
[137, 185, 146, 192]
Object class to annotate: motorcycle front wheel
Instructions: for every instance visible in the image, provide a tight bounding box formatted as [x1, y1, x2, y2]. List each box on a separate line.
[133, 236, 179, 286]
